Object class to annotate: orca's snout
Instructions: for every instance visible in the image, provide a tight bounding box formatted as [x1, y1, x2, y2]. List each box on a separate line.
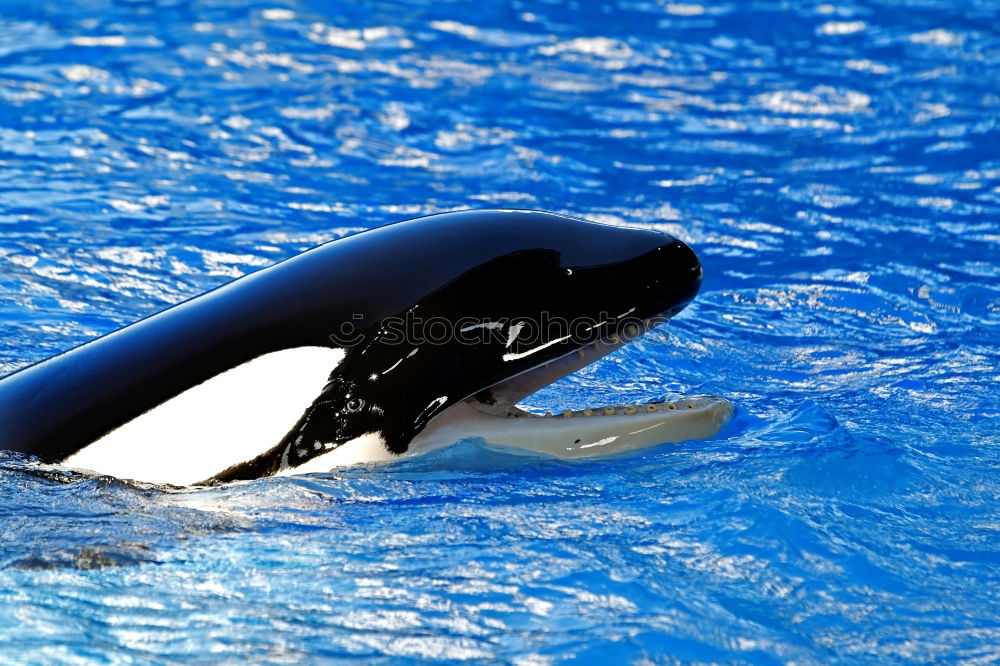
[667, 233, 701, 276]
[647, 233, 703, 315]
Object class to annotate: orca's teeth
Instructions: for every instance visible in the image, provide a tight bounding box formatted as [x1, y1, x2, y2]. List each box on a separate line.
[544, 401, 708, 418]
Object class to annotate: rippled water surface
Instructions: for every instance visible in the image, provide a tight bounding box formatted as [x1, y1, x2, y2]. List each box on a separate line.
[1, 0, 999, 662]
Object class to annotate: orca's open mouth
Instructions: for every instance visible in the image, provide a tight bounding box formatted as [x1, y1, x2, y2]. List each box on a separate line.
[408, 321, 733, 459]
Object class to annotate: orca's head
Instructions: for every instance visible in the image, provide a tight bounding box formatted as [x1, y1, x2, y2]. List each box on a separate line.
[210, 210, 729, 482]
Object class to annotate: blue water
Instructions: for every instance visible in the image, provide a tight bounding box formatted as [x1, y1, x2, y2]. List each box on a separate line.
[1, 0, 998, 662]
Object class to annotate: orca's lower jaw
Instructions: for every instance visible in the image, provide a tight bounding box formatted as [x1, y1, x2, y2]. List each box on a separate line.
[409, 395, 733, 460]
[408, 327, 733, 460]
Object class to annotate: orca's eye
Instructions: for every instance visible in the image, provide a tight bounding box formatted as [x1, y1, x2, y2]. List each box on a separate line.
[345, 398, 365, 413]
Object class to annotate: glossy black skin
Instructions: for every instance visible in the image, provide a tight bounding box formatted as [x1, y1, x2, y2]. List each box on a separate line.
[0, 210, 701, 481]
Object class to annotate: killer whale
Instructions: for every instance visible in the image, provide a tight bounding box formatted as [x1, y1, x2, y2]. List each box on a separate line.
[0, 209, 732, 485]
